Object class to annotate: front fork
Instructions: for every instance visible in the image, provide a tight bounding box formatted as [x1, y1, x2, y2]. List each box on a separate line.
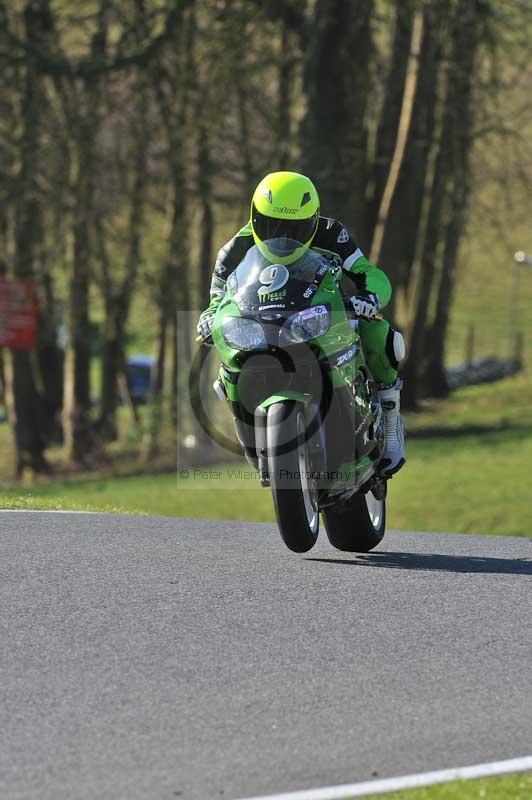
[253, 406, 269, 486]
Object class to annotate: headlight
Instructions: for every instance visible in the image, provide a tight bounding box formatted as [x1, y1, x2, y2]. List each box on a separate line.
[221, 316, 267, 351]
[282, 305, 330, 344]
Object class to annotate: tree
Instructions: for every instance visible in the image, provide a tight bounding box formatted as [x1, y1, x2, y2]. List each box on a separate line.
[376, 0, 449, 319]
[97, 2, 150, 441]
[402, 0, 483, 406]
[10, 0, 54, 476]
[301, 0, 374, 238]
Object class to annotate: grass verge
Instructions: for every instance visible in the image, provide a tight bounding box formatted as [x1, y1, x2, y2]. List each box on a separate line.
[1, 376, 531, 536]
[367, 771, 532, 799]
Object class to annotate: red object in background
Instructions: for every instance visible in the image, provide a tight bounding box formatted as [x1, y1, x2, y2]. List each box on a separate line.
[0, 278, 38, 350]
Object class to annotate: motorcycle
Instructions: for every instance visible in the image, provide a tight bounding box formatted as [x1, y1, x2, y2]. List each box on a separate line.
[202, 238, 388, 553]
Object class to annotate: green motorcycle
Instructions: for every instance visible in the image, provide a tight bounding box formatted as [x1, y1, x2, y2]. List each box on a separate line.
[204, 238, 387, 554]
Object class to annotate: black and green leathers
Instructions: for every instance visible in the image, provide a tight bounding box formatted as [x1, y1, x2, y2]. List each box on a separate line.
[199, 217, 400, 386]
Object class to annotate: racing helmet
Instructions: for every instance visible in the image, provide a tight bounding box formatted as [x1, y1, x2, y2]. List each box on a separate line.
[250, 172, 320, 263]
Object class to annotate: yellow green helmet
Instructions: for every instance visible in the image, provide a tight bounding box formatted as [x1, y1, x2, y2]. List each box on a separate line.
[250, 171, 320, 263]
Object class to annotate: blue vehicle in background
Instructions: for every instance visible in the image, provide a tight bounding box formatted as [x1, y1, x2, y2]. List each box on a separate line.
[125, 355, 154, 404]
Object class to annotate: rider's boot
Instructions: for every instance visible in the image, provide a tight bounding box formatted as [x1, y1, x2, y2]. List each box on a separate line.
[378, 380, 406, 476]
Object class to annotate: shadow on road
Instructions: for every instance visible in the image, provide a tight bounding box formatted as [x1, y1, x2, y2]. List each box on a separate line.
[306, 551, 532, 576]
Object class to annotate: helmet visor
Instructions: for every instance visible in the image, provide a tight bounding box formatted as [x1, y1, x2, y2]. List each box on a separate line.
[251, 204, 319, 246]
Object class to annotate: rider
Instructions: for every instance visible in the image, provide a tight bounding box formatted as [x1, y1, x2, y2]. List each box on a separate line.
[197, 171, 405, 476]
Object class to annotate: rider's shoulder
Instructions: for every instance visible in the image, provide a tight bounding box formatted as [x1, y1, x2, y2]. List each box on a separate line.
[215, 223, 254, 277]
[226, 221, 254, 247]
[314, 217, 357, 254]
[236, 221, 254, 238]
[310, 244, 342, 268]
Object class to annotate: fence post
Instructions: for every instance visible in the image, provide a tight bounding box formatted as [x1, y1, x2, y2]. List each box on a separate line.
[465, 323, 475, 368]
[514, 330, 524, 368]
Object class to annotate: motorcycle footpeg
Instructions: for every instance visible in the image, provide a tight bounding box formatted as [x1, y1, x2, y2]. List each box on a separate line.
[360, 474, 387, 499]
[259, 470, 270, 487]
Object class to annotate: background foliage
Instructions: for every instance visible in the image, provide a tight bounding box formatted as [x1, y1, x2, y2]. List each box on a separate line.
[0, 0, 531, 502]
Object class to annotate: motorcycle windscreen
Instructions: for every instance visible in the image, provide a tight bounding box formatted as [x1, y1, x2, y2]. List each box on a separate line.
[228, 239, 330, 315]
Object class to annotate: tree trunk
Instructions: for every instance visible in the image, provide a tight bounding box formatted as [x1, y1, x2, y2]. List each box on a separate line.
[68, 10, 108, 463]
[402, 0, 480, 408]
[37, 266, 64, 444]
[424, 1, 480, 397]
[69, 115, 96, 463]
[97, 45, 149, 441]
[378, 0, 448, 314]
[148, 4, 192, 457]
[370, 9, 424, 268]
[170, 306, 179, 428]
[154, 306, 168, 398]
[366, 1, 416, 237]
[276, 12, 295, 170]
[196, 112, 214, 308]
[301, 0, 374, 238]
[11, 0, 53, 476]
[98, 304, 123, 441]
[144, 302, 167, 461]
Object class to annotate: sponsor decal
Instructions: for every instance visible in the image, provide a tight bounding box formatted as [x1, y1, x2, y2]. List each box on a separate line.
[328, 342, 359, 369]
[259, 289, 287, 303]
[214, 260, 227, 275]
[336, 347, 356, 367]
[258, 264, 289, 299]
[300, 305, 327, 320]
[303, 282, 318, 300]
[273, 206, 297, 215]
[259, 303, 286, 311]
[337, 227, 350, 244]
[303, 260, 329, 299]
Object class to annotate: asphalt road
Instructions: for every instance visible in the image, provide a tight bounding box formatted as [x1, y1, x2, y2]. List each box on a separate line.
[1, 512, 532, 800]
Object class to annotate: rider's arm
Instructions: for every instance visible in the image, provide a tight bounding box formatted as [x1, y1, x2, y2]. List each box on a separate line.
[198, 274, 225, 324]
[312, 217, 392, 309]
[198, 223, 255, 324]
[347, 254, 392, 309]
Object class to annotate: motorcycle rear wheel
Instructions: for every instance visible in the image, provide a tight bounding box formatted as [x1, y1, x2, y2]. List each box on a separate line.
[267, 401, 320, 553]
[323, 489, 385, 552]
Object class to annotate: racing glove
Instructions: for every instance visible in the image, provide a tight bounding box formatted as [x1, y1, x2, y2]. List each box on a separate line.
[351, 291, 381, 321]
[197, 312, 216, 344]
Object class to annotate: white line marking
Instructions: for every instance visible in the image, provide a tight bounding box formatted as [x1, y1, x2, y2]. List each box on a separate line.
[236, 755, 532, 800]
[0, 509, 97, 514]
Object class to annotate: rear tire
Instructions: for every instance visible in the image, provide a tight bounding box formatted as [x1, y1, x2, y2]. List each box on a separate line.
[323, 489, 385, 552]
[267, 401, 320, 553]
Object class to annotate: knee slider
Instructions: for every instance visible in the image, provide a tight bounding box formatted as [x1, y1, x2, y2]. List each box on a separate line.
[386, 328, 405, 368]
[393, 330, 406, 363]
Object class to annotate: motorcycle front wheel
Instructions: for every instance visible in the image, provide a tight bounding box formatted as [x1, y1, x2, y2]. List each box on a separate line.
[267, 401, 320, 553]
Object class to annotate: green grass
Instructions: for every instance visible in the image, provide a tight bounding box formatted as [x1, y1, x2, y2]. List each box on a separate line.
[368, 771, 532, 799]
[0, 432, 529, 535]
[1, 368, 531, 535]
[1, 375, 531, 535]
[0, 470, 268, 519]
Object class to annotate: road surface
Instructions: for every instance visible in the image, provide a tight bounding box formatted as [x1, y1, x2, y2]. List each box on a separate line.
[1, 512, 531, 799]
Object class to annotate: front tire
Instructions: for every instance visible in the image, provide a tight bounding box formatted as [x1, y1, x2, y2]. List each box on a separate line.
[267, 401, 320, 553]
[323, 489, 385, 552]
